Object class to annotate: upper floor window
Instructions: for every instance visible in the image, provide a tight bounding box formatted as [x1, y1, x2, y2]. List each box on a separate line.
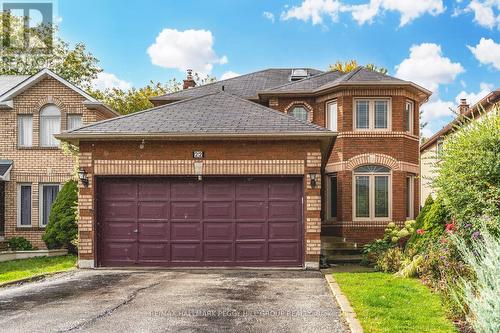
[67, 114, 83, 131]
[353, 165, 391, 220]
[354, 98, 391, 130]
[405, 100, 414, 133]
[327, 101, 337, 131]
[289, 105, 309, 122]
[40, 104, 61, 147]
[18, 115, 33, 147]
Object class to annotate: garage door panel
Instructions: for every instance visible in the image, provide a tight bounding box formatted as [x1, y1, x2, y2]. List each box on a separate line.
[236, 243, 266, 261]
[170, 202, 202, 220]
[171, 222, 201, 240]
[235, 181, 268, 201]
[203, 202, 234, 220]
[203, 243, 233, 261]
[268, 242, 300, 261]
[100, 201, 136, 220]
[204, 222, 233, 240]
[138, 222, 169, 240]
[138, 243, 169, 262]
[171, 243, 201, 262]
[269, 222, 299, 240]
[171, 181, 201, 200]
[236, 222, 266, 240]
[99, 177, 302, 267]
[204, 182, 234, 200]
[138, 202, 169, 220]
[269, 182, 302, 200]
[138, 181, 169, 200]
[101, 181, 136, 200]
[268, 201, 300, 220]
[236, 202, 267, 221]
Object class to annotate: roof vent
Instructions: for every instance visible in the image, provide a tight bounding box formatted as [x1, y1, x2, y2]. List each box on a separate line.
[290, 69, 308, 81]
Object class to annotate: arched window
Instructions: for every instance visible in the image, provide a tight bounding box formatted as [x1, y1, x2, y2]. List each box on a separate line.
[289, 105, 309, 122]
[353, 165, 391, 220]
[40, 104, 61, 147]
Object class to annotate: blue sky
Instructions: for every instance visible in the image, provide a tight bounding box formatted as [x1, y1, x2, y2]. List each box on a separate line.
[55, 0, 499, 137]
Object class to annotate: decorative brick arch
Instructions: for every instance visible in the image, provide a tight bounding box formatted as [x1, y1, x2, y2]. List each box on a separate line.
[33, 96, 67, 115]
[346, 153, 400, 171]
[284, 101, 314, 122]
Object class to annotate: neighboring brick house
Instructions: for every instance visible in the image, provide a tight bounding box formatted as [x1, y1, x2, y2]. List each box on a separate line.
[0, 69, 117, 248]
[420, 89, 499, 204]
[57, 67, 431, 269]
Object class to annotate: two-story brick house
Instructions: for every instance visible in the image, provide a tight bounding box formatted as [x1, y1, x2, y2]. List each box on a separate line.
[57, 67, 431, 269]
[0, 69, 117, 247]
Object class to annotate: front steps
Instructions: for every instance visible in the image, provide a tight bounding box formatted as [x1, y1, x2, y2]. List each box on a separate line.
[321, 236, 363, 266]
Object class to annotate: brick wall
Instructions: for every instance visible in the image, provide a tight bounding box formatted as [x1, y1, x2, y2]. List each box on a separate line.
[0, 77, 113, 248]
[77, 139, 323, 267]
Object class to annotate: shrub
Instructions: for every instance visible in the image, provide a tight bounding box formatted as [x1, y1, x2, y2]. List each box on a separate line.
[434, 106, 500, 232]
[42, 180, 78, 252]
[451, 222, 500, 333]
[7, 237, 34, 251]
[406, 195, 434, 248]
[376, 247, 403, 273]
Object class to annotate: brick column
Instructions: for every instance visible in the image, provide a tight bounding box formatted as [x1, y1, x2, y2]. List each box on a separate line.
[77, 151, 95, 268]
[304, 151, 322, 269]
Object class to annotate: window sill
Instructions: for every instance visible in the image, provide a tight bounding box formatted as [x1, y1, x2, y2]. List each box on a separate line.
[16, 226, 45, 231]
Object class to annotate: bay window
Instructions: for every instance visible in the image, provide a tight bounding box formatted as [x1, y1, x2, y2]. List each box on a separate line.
[405, 100, 414, 133]
[354, 98, 391, 130]
[406, 175, 415, 220]
[40, 104, 61, 147]
[353, 165, 391, 220]
[327, 101, 337, 131]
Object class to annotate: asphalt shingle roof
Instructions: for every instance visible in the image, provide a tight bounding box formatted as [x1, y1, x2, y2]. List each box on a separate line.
[265, 70, 344, 92]
[0, 75, 29, 96]
[65, 91, 330, 136]
[151, 68, 323, 101]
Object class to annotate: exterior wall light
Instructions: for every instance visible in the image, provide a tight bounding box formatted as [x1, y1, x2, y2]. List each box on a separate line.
[78, 168, 89, 187]
[309, 173, 317, 189]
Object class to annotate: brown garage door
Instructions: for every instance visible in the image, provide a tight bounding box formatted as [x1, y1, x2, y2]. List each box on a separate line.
[97, 177, 303, 267]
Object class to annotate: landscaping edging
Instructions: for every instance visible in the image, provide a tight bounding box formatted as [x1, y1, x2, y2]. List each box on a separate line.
[325, 274, 364, 333]
[0, 249, 68, 262]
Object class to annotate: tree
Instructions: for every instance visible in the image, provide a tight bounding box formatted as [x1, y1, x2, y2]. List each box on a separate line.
[0, 12, 101, 88]
[91, 73, 216, 115]
[329, 60, 388, 74]
[42, 180, 78, 251]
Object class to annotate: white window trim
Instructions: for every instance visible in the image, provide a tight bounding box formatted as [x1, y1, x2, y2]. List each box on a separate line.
[406, 175, 415, 220]
[39, 183, 62, 228]
[352, 168, 392, 221]
[405, 100, 414, 134]
[326, 100, 338, 131]
[325, 173, 338, 221]
[17, 183, 32, 227]
[353, 97, 392, 131]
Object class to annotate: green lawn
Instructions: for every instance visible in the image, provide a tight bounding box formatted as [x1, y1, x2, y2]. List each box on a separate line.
[333, 272, 456, 333]
[0, 255, 77, 284]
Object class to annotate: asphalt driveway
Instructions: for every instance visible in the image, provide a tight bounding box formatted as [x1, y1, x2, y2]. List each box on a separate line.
[0, 269, 348, 333]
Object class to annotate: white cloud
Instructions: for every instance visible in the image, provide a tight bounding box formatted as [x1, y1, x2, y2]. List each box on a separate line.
[280, 0, 342, 25]
[147, 28, 227, 74]
[263, 11, 276, 23]
[466, 0, 500, 29]
[347, 0, 445, 26]
[455, 82, 494, 105]
[395, 43, 464, 92]
[420, 97, 455, 123]
[92, 72, 132, 91]
[220, 71, 241, 80]
[467, 38, 500, 70]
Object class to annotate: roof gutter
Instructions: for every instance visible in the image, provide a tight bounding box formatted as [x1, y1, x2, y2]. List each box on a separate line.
[56, 131, 336, 145]
[83, 100, 120, 117]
